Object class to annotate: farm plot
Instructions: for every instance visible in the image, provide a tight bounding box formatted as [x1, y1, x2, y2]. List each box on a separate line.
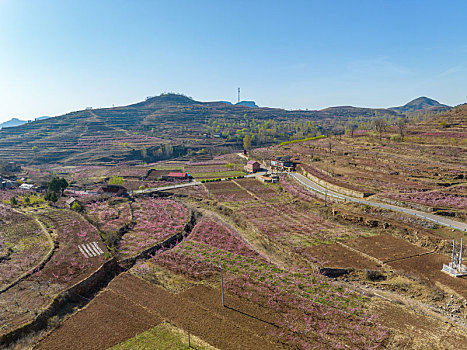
[86, 199, 132, 246]
[203, 181, 254, 202]
[35, 273, 282, 350]
[345, 235, 429, 263]
[345, 235, 467, 298]
[389, 254, 467, 298]
[133, 217, 389, 350]
[207, 178, 373, 257]
[234, 177, 281, 200]
[185, 160, 246, 179]
[166, 183, 208, 199]
[117, 197, 189, 257]
[35, 209, 107, 285]
[0, 208, 107, 336]
[303, 244, 381, 270]
[0, 205, 51, 290]
[240, 200, 371, 248]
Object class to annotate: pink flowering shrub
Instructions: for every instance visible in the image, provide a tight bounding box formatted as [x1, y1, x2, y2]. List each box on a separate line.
[117, 197, 189, 257]
[190, 217, 264, 260]
[381, 190, 467, 209]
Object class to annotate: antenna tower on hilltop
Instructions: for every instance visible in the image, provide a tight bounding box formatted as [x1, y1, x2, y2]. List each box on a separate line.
[238, 88, 240, 103]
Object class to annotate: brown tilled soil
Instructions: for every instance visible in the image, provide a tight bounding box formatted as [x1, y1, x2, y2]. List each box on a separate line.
[35, 273, 287, 350]
[368, 298, 467, 349]
[389, 254, 467, 298]
[305, 243, 381, 269]
[344, 235, 467, 298]
[346, 235, 429, 263]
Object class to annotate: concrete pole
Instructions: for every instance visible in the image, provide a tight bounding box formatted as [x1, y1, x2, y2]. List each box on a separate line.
[451, 240, 455, 268]
[459, 238, 463, 272]
[220, 264, 224, 307]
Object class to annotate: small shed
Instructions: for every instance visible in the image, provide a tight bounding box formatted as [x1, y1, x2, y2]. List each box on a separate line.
[246, 161, 261, 173]
[65, 197, 79, 208]
[162, 172, 189, 181]
[19, 183, 34, 190]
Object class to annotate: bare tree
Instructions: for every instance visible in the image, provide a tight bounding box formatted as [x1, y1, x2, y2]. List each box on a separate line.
[396, 117, 407, 140]
[347, 122, 358, 138]
[374, 118, 387, 140]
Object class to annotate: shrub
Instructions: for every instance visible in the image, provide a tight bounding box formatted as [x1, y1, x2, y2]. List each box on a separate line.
[71, 201, 82, 212]
[44, 191, 58, 203]
[366, 270, 386, 281]
[109, 176, 125, 185]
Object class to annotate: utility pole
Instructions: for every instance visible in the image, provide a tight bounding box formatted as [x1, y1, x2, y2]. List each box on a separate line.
[237, 88, 240, 103]
[188, 323, 191, 348]
[220, 264, 225, 307]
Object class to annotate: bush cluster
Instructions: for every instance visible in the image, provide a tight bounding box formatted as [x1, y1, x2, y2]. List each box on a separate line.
[279, 135, 326, 146]
[200, 175, 245, 183]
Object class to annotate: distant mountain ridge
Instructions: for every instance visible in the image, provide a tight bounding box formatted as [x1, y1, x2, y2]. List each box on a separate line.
[0, 116, 51, 129]
[0, 118, 28, 129]
[389, 97, 450, 114]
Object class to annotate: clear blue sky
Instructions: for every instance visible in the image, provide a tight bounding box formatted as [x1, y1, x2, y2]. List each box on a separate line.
[1, 0, 467, 122]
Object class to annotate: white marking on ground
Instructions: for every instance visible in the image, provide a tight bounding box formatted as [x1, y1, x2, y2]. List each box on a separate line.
[78, 245, 89, 258]
[82, 243, 95, 257]
[91, 241, 104, 254]
[78, 242, 104, 258]
[88, 243, 101, 256]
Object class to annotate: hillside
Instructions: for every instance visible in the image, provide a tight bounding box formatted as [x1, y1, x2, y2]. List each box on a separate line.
[0, 94, 450, 165]
[389, 97, 451, 114]
[421, 103, 467, 131]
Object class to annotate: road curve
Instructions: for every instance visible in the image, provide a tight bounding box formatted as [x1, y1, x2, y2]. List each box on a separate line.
[290, 172, 467, 233]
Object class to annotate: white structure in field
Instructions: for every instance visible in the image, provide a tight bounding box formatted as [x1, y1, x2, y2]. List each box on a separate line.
[442, 238, 467, 277]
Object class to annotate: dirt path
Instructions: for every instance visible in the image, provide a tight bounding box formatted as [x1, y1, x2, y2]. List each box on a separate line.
[35, 273, 286, 350]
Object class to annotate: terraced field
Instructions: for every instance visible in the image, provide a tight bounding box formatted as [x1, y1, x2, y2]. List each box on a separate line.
[0, 205, 51, 291]
[0, 208, 107, 337]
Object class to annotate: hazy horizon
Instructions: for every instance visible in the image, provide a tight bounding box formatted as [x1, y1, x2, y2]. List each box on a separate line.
[1, 0, 467, 123]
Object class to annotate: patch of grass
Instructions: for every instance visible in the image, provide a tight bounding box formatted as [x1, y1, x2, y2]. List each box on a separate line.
[110, 322, 216, 350]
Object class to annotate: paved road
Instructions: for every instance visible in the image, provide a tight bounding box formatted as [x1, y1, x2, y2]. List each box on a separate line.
[290, 172, 467, 233]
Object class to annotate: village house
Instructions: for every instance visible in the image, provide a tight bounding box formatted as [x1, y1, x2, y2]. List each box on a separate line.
[271, 156, 295, 172]
[145, 169, 184, 181]
[245, 160, 261, 173]
[96, 184, 128, 197]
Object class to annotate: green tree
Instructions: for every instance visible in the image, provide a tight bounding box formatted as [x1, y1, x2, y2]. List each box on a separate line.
[243, 134, 252, 150]
[109, 176, 125, 185]
[48, 177, 69, 195]
[10, 197, 18, 206]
